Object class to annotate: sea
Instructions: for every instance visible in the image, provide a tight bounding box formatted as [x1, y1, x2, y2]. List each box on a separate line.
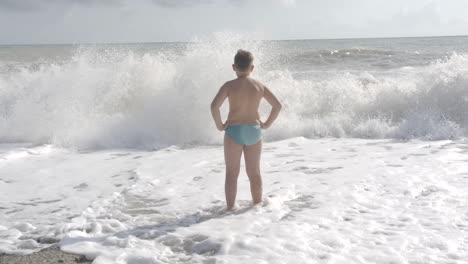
[1, 34, 468, 264]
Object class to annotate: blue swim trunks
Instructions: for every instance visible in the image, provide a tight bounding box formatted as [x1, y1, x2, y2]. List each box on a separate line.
[225, 124, 262, 146]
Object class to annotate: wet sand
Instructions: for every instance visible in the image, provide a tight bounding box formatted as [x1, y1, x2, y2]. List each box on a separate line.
[0, 245, 90, 264]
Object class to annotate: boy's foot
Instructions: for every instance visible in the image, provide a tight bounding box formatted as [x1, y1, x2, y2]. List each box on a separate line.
[253, 202, 263, 207]
[225, 204, 239, 212]
[252, 200, 264, 209]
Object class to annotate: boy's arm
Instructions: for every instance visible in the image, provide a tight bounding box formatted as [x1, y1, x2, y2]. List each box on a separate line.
[210, 83, 229, 131]
[260, 86, 282, 129]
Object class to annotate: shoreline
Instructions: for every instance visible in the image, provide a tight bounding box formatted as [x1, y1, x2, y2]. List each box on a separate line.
[0, 245, 91, 264]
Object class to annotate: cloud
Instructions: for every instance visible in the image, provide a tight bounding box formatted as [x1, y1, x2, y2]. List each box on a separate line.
[151, 0, 295, 8]
[0, 0, 41, 10]
[0, 0, 123, 11]
[151, 0, 213, 8]
[356, 2, 455, 37]
[0, 0, 295, 11]
[277, 0, 296, 7]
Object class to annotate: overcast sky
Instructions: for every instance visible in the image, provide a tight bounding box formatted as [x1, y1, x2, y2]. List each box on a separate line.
[0, 0, 467, 44]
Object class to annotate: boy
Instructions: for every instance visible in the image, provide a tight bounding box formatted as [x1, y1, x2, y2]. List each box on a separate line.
[210, 49, 282, 211]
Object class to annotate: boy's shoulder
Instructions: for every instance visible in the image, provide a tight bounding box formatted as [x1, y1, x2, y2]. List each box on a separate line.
[247, 77, 264, 85]
[220, 79, 237, 89]
[223, 79, 237, 86]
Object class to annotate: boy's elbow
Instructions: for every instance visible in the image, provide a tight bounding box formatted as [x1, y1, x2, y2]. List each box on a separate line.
[276, 102, 283, 111]
[210, 103, 219, 111]
[210, 102, 216, 109]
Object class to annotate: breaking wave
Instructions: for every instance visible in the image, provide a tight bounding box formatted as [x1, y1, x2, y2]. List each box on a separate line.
[0, 34, 467, 149]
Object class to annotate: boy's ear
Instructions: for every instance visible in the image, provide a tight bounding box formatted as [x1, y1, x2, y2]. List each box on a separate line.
[232, 64, 236, 71]
[250, 65, 254, 72]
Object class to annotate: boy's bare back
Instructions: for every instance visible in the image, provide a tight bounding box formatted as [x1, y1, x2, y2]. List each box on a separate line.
[224, 77, 264, 125]
[213, 77, 281, 129]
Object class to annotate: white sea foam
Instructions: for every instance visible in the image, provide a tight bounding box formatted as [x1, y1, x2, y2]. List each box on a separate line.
[2, 138, 468, 263]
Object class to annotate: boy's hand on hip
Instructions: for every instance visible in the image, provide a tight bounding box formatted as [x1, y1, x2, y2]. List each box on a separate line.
[218, 121, 231, 131]
[258, 119, 269, 129]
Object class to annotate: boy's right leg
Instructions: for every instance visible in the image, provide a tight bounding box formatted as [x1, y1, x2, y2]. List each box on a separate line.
[243, 139, 263, 206]
[224, 134, 243, 210]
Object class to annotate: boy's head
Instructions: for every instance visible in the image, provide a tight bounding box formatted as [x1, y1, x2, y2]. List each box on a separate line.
[233, 49, 254, 76]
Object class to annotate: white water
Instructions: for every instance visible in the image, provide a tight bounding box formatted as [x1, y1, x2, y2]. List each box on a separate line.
[1, 35, 468, 149]
[2, 138, 468, 263]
